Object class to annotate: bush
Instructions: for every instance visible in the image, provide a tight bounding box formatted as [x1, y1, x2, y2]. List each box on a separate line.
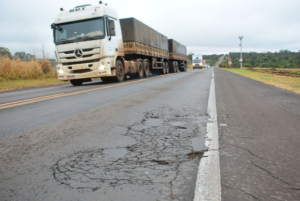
[0, 56, 56, 81]
[40, 59, 52, 74]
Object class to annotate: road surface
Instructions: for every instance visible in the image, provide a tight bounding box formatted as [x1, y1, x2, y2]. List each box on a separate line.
[1, 64, 300, 201]
[216, 68, 300, 201]
[0, 69, 211, 201]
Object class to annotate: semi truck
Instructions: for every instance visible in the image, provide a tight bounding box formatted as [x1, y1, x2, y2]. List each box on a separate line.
[51, 2, 187, 86]
[192, 54, 203, 69]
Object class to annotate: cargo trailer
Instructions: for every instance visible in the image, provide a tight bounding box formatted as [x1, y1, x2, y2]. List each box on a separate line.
[168, 39, 187, 72]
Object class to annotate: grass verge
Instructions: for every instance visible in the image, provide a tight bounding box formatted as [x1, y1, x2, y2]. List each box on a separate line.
[223, 68, 300, 94]
[188, 64, 193, 69]
[0, 78, 68, 92]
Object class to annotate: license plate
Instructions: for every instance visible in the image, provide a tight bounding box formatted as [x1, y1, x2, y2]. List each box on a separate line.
[73, 65, 87, 70]
[67, 75, 75, 79]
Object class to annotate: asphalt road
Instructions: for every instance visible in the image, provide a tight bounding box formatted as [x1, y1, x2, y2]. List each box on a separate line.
[0, 69, 211, 201]
[215, 68, 300, 201]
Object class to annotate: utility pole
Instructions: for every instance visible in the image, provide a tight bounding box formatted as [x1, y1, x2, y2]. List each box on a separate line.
[282, 51, 285, 70]
[238, 36, 243, 70]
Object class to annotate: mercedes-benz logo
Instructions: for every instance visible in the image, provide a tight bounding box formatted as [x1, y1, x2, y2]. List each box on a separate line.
[75, 49, 83, 58]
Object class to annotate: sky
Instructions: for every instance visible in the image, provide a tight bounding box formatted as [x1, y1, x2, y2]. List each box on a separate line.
[0, 0, 300, 58]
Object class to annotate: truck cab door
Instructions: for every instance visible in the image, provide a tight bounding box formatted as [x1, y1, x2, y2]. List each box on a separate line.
[104, 17, 118, 57]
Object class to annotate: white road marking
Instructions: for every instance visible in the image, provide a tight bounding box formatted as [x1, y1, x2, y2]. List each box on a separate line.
[194, 68, 221, 201]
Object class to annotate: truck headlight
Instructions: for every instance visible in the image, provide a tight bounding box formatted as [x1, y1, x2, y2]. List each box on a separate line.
[100, 65, 106, 71]
[193, 63, 195, 66]
[58, 69, 64, 74]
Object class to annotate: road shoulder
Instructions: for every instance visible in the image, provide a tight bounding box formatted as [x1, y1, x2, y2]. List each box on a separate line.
[215, 68, 300, 201]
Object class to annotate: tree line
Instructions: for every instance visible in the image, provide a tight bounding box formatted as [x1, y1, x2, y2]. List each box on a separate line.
[0, 47, 36, 60]
[227, 50, 300, 68]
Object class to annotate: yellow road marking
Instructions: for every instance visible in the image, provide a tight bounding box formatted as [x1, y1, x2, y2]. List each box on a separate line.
[0, 94, 69, 109]
[0, 93, 66, 107]
[0, 74, 172, 110]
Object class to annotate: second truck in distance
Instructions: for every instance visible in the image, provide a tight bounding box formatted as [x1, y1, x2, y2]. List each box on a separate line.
[192, 54, 203, 69]
[51, 3, 187, 86]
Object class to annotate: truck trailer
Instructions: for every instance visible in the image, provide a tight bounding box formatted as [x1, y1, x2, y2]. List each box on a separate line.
[51, 3, 187, 86]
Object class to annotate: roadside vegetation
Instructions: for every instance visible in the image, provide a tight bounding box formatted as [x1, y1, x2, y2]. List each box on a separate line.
[0, 56, 55, 81]
[0, 78, 66, 91]
[219, 50, 300, 69]
[0, 47, 65, 91]
[223, 68, 300, 94]
[187, 60, 193, 69]
[203, 55, 223, 67]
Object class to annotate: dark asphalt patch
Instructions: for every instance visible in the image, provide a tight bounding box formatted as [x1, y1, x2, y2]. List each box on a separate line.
[52, 106, 208, 199]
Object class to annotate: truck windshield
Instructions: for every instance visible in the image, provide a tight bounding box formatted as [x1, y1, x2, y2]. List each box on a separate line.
[55, 18, 105, 44]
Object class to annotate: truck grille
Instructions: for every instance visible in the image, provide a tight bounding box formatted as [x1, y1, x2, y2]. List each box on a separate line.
[71, 69, 92, 74]
[62, 59, 99, 66]
[59, 47, 100, 62]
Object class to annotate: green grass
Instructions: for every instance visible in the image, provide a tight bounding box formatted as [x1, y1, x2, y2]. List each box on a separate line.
[223, 68, 300, 94]
[0, 78, 68, 92]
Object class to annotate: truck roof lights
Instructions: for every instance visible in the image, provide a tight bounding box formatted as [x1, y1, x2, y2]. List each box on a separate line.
[60, 8, 64, 11]
[99, 1, 102, 4]
[75, 4, 92, 8]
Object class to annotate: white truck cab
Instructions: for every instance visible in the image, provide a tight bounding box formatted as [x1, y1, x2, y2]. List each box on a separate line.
[192, 54, 203, 69]
[52, 3, 124, 85]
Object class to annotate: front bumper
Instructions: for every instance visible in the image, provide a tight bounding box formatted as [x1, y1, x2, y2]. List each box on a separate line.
[193, 64, 203, 69]
[56, 58, 115, 81]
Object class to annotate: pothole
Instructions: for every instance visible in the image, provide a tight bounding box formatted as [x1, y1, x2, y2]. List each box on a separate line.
[176, 126, 187, 129]
[52, 106, 207, 189]
[151, 160, 169, 165]
[192, 137, 207, 152]
[187, 151, 206, 160]
[104, 148, 127, 159]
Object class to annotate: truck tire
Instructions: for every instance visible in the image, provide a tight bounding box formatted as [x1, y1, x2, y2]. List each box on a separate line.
[184, 63, 187, 72]
[70, 79, 83, 86]
[115, 60, 125, 82]
[143, 59, 150, 77]
[165, 62, 169, 74]
[161, 62, 166, 74]
[137, 60, 144, 78]
[174, 62, 178, 73]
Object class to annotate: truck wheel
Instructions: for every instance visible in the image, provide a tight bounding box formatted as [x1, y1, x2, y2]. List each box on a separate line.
[161, 62, 166, 74]
[115, 60, 125, 82]
[137, 60, 144, 78]
[70, 79, 83, 86]
[184, 64, 187, 71]
[174, 62, 178, 73]
[143, 60, 150, 77]
[165, 62, 169, 74]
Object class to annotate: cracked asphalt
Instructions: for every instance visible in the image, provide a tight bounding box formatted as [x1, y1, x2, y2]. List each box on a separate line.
[0, 69, 211, 201]
[215, 68, 300, 201]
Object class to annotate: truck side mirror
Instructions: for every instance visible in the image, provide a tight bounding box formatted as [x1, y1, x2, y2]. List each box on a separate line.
[51, 23, 56, 29]
[109, 20, 115, 36]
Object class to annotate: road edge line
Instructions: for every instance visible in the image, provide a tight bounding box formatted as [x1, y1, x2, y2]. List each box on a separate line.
[194, 68, 221, 201]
